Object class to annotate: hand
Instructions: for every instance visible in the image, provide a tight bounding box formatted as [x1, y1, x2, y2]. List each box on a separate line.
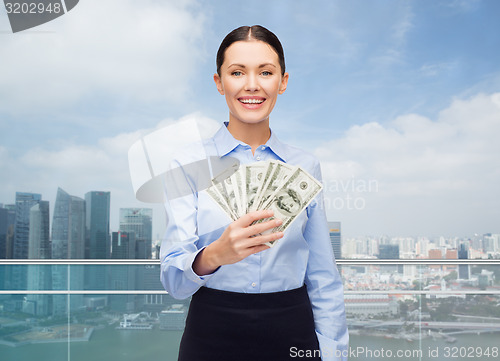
[193, 210, 283, 276]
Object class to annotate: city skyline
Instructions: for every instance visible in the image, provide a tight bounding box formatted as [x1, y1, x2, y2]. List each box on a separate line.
[2, 189, 499, 261]
[1, 1, 499, 239]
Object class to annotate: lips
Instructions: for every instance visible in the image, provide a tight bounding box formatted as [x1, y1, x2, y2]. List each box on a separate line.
[238, 96, 266, 108]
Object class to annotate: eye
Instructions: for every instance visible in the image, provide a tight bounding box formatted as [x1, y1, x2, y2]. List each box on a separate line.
[261, 71, 272, 76]
[231, 71, 243, 77]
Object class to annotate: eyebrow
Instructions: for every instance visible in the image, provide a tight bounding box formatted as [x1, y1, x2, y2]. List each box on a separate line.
[227, 63, 277, 69]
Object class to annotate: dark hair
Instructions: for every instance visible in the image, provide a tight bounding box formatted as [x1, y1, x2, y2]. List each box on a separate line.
[216, 25, 286, 76]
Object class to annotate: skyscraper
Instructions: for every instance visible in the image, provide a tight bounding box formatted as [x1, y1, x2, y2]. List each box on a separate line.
[378, 244, 402, 273]
[109, 231, 136, 312]
[52, 188, 85, 259]
[85, 191, 110, 291]
[51, 188, 85, 315]
[119, 208, 153, 259]
[328, 221, 342, 260]
[4, 204, 15, 259]
[12, 193, 41, 292]
[378, 244, 400, 259]
[13, 192, 42, 259]
[0, 204, 15, 295]
[85, 191, 110, 259]
[0, 205, 15, 259]
[28, 201, 51, 259]
[111, 231, 136, 259]
[25, 201, 52, 316]
[458, 243, 470, 280]
[138, 264, 169, 312]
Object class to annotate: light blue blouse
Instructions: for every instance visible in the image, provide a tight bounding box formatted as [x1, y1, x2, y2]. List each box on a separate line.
[160, 123, 348, 360]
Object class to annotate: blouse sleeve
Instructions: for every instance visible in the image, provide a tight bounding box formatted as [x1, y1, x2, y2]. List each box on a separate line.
[304, 160, 349, 361]
[159, 162, 218, 300]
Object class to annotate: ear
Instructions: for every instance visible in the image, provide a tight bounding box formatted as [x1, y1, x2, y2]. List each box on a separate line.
[213, 73, 225, 95]
[278, 72, 289, 94]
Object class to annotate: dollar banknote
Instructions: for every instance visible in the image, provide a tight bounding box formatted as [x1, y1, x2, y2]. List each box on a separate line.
[256, 166, 322, 246]
[205, 160, 323, 246]
[208, 179, 238, 221]
[245, 161, 270, 213]
[254, 161, 296, 211]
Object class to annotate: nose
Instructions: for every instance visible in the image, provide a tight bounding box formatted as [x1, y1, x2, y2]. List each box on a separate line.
[244, 73, 260, 92]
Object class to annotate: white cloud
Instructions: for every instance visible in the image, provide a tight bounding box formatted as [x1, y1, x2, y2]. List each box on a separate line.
[445, 0, 481, 13]
[1, 112, 220, 236]
[315, 92, 500, 236]
[0, 0, 207, 115]
[419, 62, 458, 77]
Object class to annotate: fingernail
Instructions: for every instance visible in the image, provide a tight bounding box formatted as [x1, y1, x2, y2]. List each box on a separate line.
[275, 219, 282, 226]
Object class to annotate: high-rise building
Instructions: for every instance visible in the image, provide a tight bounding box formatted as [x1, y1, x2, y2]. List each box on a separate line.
[379, 244, 400, 259]
[378, 244, 401, 273]
[0, 204, 16, 296]
[137, 263, 169, 312]
[51, 188, 85, 315]
[428, 249, 442, 270]
[119, 208, 153, 259]
[25, 201, 52, 316]
[11, 193, 42, 293]
[444, 249, 458, 273]
[51, 188, 85, 259]
[482, 234, 498, 253]
[0, 205, 16, 259]
[458, 243, 470, 280]
[0, 207, 7, 260]
[111, 231, 136, 259]
[109, 231, 136, 312]
[13, 192, 42, 259]
[28, 201, 51, 259]
[84, 191, 110, 291]
[85, 191, 110, 259]
[328, 221, 342, 260]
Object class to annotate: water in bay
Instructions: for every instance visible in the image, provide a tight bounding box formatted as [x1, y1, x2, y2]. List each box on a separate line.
[0, 328, 498, 361]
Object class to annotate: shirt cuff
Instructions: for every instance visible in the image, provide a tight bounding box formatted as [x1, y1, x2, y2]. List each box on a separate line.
[316, 331, 348, 361]
[183, 246, 218, 285]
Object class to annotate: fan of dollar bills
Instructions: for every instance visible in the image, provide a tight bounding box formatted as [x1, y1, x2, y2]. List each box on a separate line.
[206, 160, 323, 246]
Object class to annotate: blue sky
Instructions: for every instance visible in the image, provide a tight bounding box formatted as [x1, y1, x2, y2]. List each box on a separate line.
[1, 0, 499, 240]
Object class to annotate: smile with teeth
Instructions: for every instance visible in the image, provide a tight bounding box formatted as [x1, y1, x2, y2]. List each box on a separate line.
[239, 98, 265, 104]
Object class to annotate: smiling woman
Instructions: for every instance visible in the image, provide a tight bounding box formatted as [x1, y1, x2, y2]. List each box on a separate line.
[213, 28, 289, 153]
[160, 25, 348, 361]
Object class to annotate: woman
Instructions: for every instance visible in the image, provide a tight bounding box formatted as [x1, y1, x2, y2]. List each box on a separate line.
[161, 25, 348, 361]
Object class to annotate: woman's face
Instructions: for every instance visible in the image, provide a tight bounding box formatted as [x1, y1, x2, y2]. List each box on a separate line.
[214, 40, 289, 126]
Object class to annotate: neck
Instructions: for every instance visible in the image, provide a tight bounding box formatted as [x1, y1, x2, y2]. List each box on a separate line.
[227, 117, 271, 154]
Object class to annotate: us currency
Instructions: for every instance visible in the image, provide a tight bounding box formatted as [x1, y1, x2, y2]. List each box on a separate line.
[252, 161, 275, 211]
[257, 167, 323, 246]
[208, 179, 238, 221]
[254, 161, 296, 211]
[223, 173, 241, 218]
[207, 183, 238, 221]
[245, 161, 270, 213]
[231, 168, 245, 218]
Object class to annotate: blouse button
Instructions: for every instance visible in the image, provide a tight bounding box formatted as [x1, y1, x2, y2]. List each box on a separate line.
[256, 156, 261, 161]
[251, 282, 256, 287]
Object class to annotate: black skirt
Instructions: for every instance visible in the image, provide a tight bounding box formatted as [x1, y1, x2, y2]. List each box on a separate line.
[178, 285, 321, 361]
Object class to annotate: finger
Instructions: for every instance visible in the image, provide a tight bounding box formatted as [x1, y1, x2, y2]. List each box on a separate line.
[243, 217, 282, 238]
[248, 244, 271, 255]
[237, 210, 274, 226]
[245, 230, 284, 248]
[234, 243, 270, 261]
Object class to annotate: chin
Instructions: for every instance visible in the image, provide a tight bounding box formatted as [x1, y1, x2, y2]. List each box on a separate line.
[238, 118, 269, 125]
[232, 112, 270, 124]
